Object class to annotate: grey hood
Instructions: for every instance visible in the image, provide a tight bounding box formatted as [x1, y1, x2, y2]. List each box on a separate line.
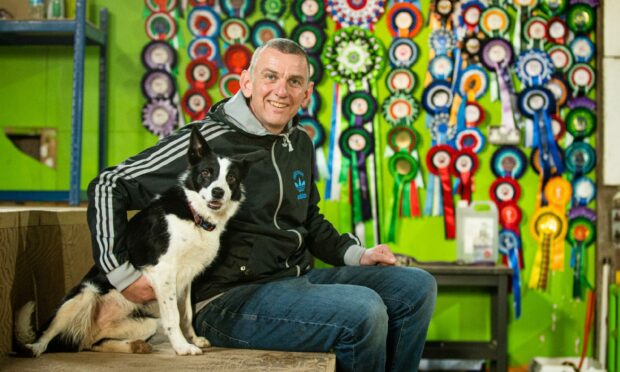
[223, 92, 293, 136]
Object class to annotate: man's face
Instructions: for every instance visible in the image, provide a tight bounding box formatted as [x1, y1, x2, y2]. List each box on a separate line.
[240, 48, 314, 134]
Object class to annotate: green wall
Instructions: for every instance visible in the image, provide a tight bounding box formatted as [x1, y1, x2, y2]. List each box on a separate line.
[0, 1, 595, 367]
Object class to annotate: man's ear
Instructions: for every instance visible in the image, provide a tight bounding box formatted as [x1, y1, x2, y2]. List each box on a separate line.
[240, 69, 252, 99]
[301, 81, 315, 109]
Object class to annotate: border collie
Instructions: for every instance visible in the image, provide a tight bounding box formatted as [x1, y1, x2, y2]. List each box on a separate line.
[15, 126, 263, 356]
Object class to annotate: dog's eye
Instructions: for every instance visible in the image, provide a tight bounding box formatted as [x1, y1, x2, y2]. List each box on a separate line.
[226, 174, 236, 184]
[201, 170, 211, 178]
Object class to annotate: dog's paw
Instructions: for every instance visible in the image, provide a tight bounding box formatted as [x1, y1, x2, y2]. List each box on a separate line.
[173, 343, 203, 356]
[191, 336, 211, 348]
[25, 343, 45, 357]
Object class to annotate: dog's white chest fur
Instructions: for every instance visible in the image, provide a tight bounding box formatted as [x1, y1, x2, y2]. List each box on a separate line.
[144, 215, 221, 288]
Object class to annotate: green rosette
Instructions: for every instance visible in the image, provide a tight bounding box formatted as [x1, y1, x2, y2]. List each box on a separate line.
[260, 0, 288, 20]
[322, 26, 386, 89]
[567, 4, 595, 33]
[540, 0, 568, 16]
[567, 216, 595, 299]
[566, 107, 596, 139]
[382, 92, 420, 127]
[386, 152, 419, 241]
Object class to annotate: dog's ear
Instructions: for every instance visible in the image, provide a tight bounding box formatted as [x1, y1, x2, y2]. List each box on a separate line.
[188, 126, 212, 165]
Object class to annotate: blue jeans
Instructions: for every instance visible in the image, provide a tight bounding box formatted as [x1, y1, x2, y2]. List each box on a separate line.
[194, 266, 437, 371]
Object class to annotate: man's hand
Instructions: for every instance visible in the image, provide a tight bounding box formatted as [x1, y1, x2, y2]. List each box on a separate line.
[359, 244, 397, 266]
[121, 275, 156, 304]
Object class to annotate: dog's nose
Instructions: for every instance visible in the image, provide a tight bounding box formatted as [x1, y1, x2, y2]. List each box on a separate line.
[211, 187, 225, 199]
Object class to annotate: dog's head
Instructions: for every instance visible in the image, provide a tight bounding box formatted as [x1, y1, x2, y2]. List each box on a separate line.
[184, 126, 264, 216]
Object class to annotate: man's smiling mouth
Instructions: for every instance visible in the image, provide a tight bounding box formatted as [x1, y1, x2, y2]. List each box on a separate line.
[269, 101, 288, 109]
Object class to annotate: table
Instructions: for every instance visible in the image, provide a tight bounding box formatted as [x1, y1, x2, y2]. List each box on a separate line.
[420, 265, 512, 372]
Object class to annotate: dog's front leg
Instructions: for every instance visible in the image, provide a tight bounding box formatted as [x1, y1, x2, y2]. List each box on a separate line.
[179, 286, 210, 348]
[149, 274, 202, 356]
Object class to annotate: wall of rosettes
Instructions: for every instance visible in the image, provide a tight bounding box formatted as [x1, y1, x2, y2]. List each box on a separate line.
[0, 0, 601, 367]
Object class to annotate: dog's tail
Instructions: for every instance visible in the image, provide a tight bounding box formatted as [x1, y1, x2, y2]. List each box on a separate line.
[14, 301, 37, 346]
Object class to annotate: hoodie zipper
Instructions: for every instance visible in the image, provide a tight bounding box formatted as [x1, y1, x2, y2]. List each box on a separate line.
[270, 138, 303, 271]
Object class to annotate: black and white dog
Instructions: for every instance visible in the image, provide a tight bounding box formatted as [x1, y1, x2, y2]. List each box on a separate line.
[15, 126, 263, 357]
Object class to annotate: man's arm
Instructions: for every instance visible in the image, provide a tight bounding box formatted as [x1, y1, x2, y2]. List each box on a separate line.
[303, 176, 365, 265]
[86, 124, 223, 301]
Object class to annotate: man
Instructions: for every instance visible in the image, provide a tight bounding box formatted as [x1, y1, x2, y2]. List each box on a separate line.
[87, 38, 436, 371]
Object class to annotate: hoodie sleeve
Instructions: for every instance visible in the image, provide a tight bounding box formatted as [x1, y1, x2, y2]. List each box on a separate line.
[87, 123, 227, 290]
[304, 181, 366, 266]
[302, 139, 365, 266]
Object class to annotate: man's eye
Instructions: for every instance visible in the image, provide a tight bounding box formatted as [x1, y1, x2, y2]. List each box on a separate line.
[226, 175, 237, 184]
[201, 170, 211, 178]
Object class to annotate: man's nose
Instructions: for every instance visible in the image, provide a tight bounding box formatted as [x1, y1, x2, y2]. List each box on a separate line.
[274, 79, 288, 96]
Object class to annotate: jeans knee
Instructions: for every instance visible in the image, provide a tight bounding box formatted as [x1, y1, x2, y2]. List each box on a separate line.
[348, 289, 389, 343]
[413, 268, 437, 316]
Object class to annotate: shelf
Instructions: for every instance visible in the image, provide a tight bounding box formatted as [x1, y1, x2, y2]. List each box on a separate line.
[0, 0, 108, 206]
[0, 19, 106, 45]
[0, 190, 86, 203]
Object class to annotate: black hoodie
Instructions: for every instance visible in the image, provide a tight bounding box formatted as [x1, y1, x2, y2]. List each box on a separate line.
[87, 92, 365, 303]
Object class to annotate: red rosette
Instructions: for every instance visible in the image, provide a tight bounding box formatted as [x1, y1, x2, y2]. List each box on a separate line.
[182, 88, 212, 120]
[498, 201, 522, 229]
[490, 177, 522, 205]
[190, 0, 216, 6]
[426, 144, 455, 175]
[186, 57, 219, 89]
[450, 148, 479, 178]
[219, 73, 241, 97]
[223, 44, 252, 74]
[465, 101, 486, 127]
[551, 114, 566, 141]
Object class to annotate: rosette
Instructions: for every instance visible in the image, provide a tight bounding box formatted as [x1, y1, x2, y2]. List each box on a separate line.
[142, 99, 178, 137]
[292, 0, 326, 23]
[515, 49, 555, 87]
[260, 0, 288, 19]
[342, 91, 378, 125]
[142, 40, 177, 70]
[322, 27, 386, 89]
[142, 69, 176, 100]
[386, 68, 416, 94]
[221, 18, 250, 45]
[388, 38, 419, 68]
[220, 0, 255, 18]
[187, 6, 220, 38]
[325, 0, 386, 29]
[186, 57, 218, 89]
[188, 37, 219, 61]
[251, 20, 285, 48]
[382, 93, 420, 127]
[181, 88, 212, 120]
[145, 11, 177, 41]
[291, 24, 326, 56]
[386, 2, 423, 38]
[219, 73, 241, 97]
